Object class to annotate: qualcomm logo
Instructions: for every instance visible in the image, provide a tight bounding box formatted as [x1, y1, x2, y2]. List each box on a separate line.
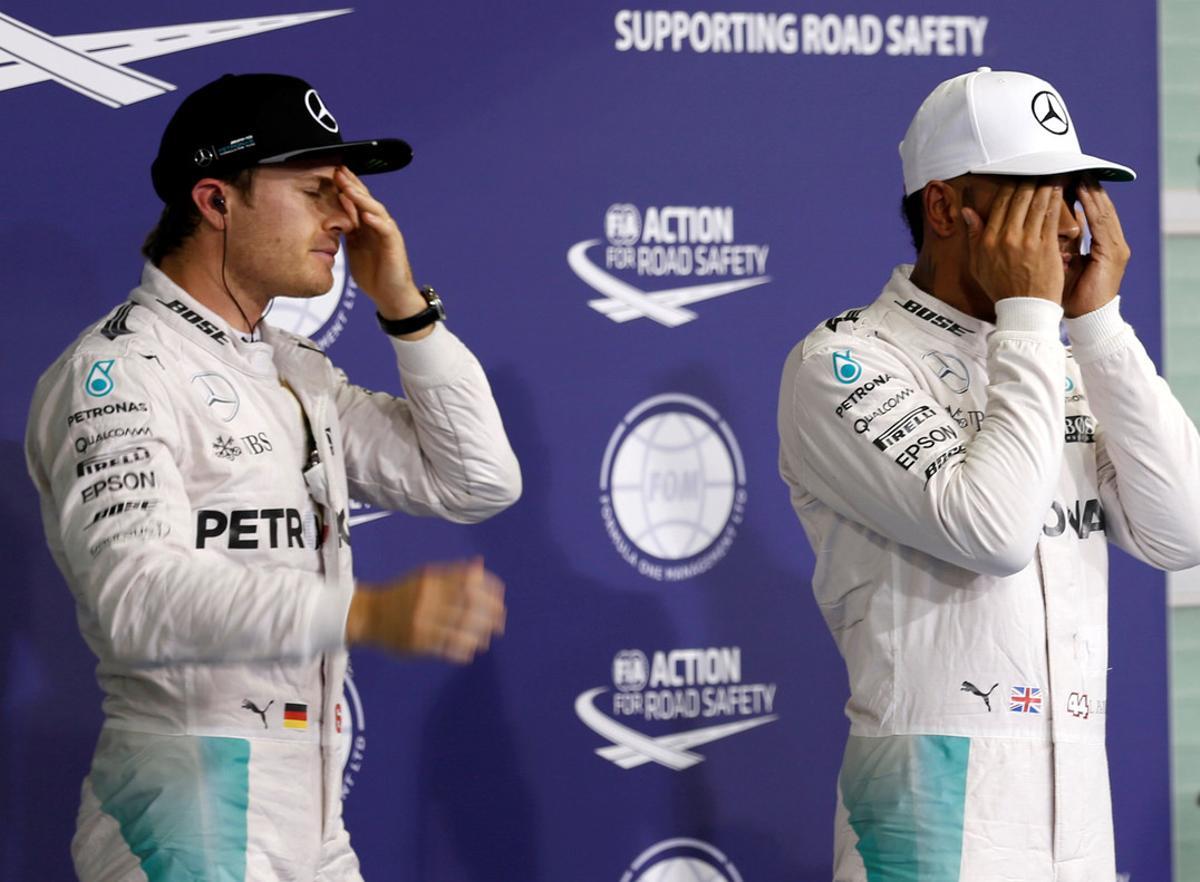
[620, 838, 745, 882]
[265, 247, 360, 349]
[0, 10, 349, 108]
[600, 394, 746, 580]
[576, 647, 777, 771]
[568, 203, 771, 327]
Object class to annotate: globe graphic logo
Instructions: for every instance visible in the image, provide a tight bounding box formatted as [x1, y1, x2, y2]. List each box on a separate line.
[604, 395, 742, 562]
[621, 838, 744, 882]
[264, 248, 348, 338]
[636, 857, 733, 882]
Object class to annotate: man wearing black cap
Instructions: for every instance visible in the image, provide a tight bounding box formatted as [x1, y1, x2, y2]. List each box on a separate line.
[25, 74, 522, 880]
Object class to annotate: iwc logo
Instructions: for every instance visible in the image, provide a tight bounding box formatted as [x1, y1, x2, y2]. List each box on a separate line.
[620, 838, 744, 882]
[600, 394, 746, 581]
[336, 666, 368, 799]
[264, 248, 360, 349]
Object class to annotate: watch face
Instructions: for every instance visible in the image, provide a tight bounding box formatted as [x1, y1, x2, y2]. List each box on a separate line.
[421, 286, 446, 321]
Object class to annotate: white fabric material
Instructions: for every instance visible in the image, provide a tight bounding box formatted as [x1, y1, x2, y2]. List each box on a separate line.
[28, 262, 521, 880]
[899, 68, 1135, 195]
[779, 266, 1200, 880]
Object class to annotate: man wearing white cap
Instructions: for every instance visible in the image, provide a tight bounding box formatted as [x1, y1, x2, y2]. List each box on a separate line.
[778, 68, 1200, 881]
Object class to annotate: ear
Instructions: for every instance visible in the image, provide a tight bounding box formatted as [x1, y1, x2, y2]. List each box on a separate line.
[921, 180, 960, 240]
[191, 179, 228, 229]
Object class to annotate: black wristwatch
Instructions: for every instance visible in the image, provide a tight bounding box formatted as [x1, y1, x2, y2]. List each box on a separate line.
[376, 286, 445, 336]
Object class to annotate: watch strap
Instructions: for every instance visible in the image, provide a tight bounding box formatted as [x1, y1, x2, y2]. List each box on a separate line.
[376, 286, 445, 336]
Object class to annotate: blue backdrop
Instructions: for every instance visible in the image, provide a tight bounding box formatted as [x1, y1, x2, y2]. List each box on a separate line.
[0, 2, 1165, 880]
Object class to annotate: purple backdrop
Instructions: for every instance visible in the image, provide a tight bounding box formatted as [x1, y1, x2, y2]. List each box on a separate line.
[0, 2, 1165, 880]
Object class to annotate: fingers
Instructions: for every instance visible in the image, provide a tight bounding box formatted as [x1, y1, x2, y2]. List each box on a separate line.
[982, 182, 1015, 239]
[415, 560, 507, 664]
[964, 179, 1065, 304]
[1026, 182, 1058, 242]
[1003, 180, 1036, 232]
[335, 166, 390, 219]
[1077, 179, 1127, 249]
[337, 190, 360, 231]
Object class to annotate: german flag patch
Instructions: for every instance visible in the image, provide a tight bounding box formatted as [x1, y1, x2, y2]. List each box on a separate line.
[283, 702, 309, 730]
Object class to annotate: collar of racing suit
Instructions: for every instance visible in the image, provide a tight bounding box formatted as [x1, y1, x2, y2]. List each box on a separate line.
[885, 264, 995, 357]
[129, 261, 290, 379]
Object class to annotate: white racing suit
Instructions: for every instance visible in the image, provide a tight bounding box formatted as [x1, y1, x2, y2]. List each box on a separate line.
[777, 266, 1200, 882]
[25, 263, 521, 881]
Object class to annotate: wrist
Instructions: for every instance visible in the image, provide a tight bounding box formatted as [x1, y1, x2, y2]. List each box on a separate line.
[346, 585, 375, 646]
[376, 286, 445, 340]
[375, 283, 426, 321]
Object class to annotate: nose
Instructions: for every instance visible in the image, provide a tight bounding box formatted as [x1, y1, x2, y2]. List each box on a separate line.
[323, 190, 352, 236]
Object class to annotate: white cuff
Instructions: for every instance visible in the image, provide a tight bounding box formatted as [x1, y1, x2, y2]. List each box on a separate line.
[993, 297, 1064, 337]
[1063, 297, 1133, 363]
[307, 582, 352, 654]
[388, 322, 469, 385]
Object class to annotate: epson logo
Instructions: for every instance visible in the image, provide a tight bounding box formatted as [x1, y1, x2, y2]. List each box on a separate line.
[196, 508, 311, 549]
[77, 446, 150, 477]
[156, 299, 230, 345]
[872, 404, 937, 450]
[81, 471, 156, 504]
[67, 400, 148, 426]
[894, 424, 959, 470]
[894, 299, 975, 337]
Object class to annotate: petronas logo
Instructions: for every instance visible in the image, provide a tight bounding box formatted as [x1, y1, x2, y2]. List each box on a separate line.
[85, 360, 115, 398]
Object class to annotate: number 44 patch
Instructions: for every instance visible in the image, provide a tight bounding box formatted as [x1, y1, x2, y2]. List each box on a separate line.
[1067, 692, 1090, 719]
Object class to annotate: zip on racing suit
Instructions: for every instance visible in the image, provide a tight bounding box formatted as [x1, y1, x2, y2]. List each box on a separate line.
[25, 262, 522, 882]
[777, 265, 1200, 882]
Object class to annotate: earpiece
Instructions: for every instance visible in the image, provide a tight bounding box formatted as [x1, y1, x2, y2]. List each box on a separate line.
[212, 194, 227, 214]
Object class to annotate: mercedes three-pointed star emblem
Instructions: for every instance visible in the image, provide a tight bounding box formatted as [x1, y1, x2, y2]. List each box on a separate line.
[1031, 90, 1070, 135]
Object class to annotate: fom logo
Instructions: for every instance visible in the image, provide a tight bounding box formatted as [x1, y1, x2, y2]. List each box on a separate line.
[0, 10, 349, 108]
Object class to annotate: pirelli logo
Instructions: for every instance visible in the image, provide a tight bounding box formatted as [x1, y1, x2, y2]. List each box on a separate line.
[872, 404, 938, 451]
[77, 445, 151, 477]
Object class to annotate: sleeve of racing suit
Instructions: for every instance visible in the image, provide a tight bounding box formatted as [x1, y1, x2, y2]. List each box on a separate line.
[26, 352, 348, 666]
[333, 323, 522, 523]
[779, 297, 1066, 576]
[1064, 297, 1200, 569]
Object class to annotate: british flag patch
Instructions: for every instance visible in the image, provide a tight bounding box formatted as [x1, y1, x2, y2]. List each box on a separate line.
[1009, 686, 1042, 714]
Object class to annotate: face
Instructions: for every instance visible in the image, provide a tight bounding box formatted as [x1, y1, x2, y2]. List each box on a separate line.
[223, 160, 351, 301]
[955, 172, 1086, 285]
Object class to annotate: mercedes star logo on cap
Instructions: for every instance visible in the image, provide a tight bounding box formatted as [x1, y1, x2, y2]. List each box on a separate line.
[304, 89, 339, 134]
[1030, 90, 1070, 135]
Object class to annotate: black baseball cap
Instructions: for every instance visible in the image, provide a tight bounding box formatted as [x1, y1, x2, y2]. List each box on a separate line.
[150, 73, 413, 203]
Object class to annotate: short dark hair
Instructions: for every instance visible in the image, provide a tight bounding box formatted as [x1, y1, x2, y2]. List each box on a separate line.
[142, 168, 256, 266]
[900, 188, 924, 253]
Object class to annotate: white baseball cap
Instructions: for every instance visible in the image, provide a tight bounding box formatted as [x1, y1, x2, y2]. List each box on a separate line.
[899, 67, 1135, 196]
